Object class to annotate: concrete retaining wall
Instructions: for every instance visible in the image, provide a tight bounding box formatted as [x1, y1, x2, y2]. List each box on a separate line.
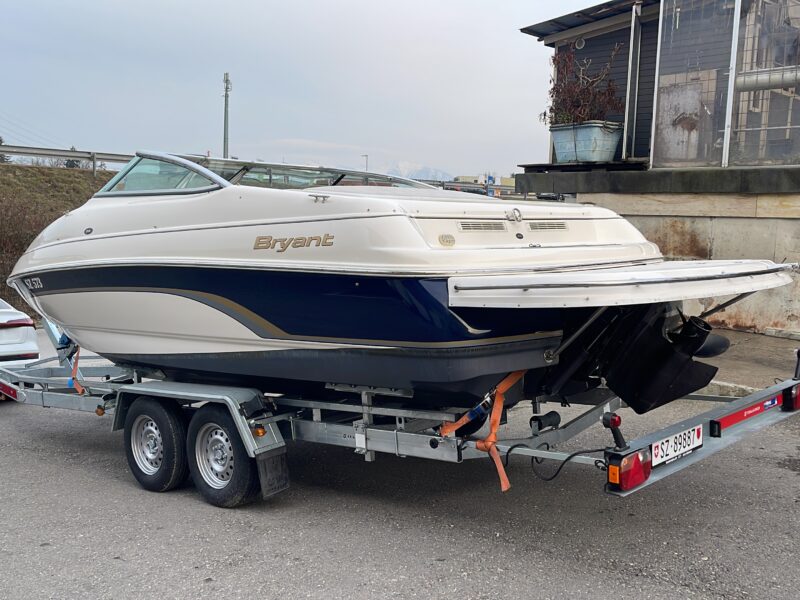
[578, 193, 800, 337]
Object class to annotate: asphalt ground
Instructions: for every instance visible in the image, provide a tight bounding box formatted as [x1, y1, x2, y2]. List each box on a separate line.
[0, 331, 798, 599]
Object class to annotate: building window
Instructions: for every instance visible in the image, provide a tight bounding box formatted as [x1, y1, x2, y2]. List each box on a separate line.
[729, 0, 800, 166]
[652, 0, 737, 168]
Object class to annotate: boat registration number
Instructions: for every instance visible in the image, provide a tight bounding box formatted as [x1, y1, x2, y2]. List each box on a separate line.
[651, 425, 703, 467]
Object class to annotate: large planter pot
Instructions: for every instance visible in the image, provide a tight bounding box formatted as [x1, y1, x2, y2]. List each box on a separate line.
[550, 121, 623, 163]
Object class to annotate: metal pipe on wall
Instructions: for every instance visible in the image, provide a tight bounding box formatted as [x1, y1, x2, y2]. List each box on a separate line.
[735, 66, 800, 92]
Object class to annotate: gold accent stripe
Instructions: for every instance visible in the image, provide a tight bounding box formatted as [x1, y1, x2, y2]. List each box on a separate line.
[37, 286, 561, 349]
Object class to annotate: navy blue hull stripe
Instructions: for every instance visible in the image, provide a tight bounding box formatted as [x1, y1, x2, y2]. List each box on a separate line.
[22, 265, 564, 345]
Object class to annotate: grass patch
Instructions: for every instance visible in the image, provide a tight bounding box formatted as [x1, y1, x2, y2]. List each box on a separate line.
[0, 163, 114, 312]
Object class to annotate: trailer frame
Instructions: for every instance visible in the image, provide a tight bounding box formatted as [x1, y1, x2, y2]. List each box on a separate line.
[1, 326, 798, 506]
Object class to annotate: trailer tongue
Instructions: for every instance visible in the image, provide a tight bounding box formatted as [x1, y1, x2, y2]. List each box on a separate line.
[1, 321, 798, 507]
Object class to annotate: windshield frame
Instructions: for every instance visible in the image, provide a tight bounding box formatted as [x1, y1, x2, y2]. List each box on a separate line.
[95, 152, 232, 198]
[182, 155, 436, 190]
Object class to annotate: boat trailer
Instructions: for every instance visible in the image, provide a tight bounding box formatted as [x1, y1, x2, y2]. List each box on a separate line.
[1, 324, 799, 507]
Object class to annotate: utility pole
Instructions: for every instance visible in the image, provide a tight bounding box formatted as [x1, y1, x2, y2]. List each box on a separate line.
[361, 153, 369, 172]
[223, 72, 232, 158]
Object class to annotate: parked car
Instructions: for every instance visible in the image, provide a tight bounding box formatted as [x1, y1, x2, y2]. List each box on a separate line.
[0, 299, 38, 366]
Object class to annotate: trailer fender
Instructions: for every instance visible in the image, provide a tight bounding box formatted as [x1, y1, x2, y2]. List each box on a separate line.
[113, 382, 286, 458]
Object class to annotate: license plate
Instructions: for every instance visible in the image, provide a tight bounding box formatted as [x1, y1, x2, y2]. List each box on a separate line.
[651, 425, 703, 467]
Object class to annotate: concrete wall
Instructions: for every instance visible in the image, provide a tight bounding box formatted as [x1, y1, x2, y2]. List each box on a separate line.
[579, 192, 800, 337]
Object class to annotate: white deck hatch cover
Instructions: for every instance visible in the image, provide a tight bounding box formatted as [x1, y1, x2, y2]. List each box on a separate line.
[448, 260, 796, 308]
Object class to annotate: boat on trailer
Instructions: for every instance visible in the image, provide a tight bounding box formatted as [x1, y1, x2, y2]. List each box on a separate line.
[4, 151, 799, 506]
[7, 151, 795, 417]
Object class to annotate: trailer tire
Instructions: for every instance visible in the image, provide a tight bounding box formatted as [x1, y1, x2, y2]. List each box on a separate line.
[124, 397, 189, 493]
[187, 404, 260, 508]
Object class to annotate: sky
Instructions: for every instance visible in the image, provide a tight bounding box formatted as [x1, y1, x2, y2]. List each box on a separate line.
[1, 0, 592, 177]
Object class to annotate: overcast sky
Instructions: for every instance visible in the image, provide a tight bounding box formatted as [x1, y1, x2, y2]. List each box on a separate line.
[2, 1, 591, 176]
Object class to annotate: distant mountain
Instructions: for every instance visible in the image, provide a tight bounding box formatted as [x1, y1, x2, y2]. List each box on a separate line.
[385, 161, 453, 182]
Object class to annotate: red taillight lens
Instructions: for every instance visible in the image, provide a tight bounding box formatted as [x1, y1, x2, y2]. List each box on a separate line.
[782, 384, 800, 412]
[0, 318, 34, 329]
[607, 448, 652, 492]
[0, 381, 18, 400]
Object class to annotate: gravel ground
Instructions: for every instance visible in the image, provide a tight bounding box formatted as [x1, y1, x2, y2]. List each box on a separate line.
[0, 331, 798, 599]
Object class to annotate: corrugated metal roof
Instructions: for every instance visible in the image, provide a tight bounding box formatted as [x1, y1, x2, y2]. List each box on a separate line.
[521, 0, 660, 42]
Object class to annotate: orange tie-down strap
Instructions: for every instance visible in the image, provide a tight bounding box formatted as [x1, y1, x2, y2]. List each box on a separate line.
[442, 370, 526, 492]
[70, 347, 86, 395]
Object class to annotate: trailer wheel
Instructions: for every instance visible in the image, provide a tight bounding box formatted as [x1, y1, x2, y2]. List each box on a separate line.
[187, 404, 260, 508]
[124, 397, 189, 492]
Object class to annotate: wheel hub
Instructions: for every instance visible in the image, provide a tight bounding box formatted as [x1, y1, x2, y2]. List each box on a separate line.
[195, 423, 234, 489]
[130, 415, 163, 476]
[210, 442, 228, 470]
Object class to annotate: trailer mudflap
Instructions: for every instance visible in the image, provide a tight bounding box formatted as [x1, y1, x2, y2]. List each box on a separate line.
[606, 379, 800, 496]
[256, 447, 290, 499]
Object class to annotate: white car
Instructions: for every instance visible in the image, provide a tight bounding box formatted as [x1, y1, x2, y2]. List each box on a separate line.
[0, 299, 39, 366]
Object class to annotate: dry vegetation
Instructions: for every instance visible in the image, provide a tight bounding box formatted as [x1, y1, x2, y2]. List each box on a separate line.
[0, 163, 114, 311]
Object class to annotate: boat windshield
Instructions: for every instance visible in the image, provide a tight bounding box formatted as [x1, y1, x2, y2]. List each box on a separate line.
[97, 156, 219, 196]
[184, 157, 432, 190]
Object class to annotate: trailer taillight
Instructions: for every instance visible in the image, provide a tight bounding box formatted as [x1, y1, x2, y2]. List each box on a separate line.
[0, 381, 18, 400]
[782, 383, 800, 412]
[606, 448, 652, 492]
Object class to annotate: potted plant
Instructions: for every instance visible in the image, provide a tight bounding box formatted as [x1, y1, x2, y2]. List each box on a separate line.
[541, 43, 625, 163]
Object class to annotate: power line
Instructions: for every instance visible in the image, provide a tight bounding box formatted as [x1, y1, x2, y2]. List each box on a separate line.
[0, 119, 62, 148]
[0, 110, 68, 146]
[0, 123, 44, 148]
[0, 110, 69, 148]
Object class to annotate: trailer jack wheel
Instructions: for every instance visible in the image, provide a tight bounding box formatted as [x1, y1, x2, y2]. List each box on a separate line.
[124, 397, 189, 492]
[187, 404, 260, 508]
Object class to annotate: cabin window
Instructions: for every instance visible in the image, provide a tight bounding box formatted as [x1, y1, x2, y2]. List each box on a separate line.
[98, 157, 216, 195]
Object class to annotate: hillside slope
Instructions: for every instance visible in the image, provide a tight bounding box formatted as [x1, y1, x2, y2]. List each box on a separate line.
[0, 164, 114, 311]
